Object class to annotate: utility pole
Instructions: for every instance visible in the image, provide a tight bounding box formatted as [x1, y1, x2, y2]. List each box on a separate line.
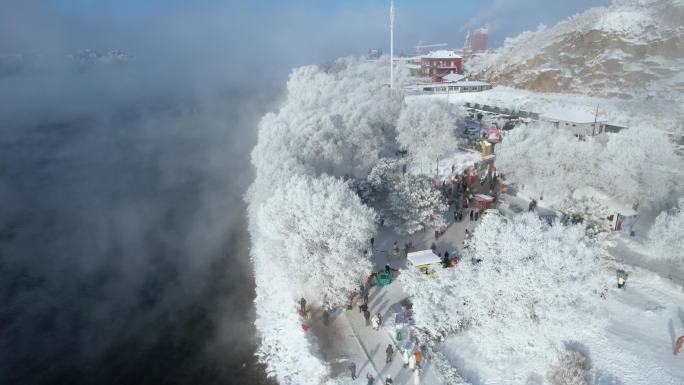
[390, 0, 395, 89]
[592, 104, 599, 136]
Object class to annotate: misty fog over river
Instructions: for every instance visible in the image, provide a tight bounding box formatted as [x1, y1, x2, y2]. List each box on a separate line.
[0, 82, 277, 384]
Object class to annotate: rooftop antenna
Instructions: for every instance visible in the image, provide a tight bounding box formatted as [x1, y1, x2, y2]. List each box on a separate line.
[390, 0, 395, 89]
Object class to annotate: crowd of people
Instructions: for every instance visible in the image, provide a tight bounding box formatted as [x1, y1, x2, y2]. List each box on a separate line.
[301, 164, 505, 384]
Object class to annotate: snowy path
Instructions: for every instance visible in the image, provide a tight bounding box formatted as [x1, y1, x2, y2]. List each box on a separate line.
[313, 200, 480, 384]
[608, 237, 684, 287]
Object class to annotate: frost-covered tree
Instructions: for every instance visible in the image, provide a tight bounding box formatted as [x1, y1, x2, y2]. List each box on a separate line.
[647, 197, 684, 268]
[497, 122, 597, 203]
[352, 157, 406, 203]
[598, 126, 682, 208]
[388, 174, 447, 234]
[497, 122, 682, 209]
[258, 174, 375, 306]
[252, 241, 330, 385]
[400, 213, 607, 367]
[396, 101, 459, 172]
[546, 348, 591, 385]
[251, 57, 404, 179]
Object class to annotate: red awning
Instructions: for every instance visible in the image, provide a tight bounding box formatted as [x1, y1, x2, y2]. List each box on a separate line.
[474, 194, 494, 202]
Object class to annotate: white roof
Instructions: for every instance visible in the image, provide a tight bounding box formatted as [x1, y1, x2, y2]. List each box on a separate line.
[407, 250, 441, 266]
[443, 73, 467, 83]
[423, 50, 461, 59]
[541, 106, 606, 124]
[454, 80, 491, 87]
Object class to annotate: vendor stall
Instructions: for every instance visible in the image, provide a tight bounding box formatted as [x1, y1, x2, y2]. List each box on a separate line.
[406, 250, 441, 278]
[474, 194, 495, 211]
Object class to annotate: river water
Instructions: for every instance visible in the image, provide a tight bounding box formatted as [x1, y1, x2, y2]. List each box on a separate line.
[0, 88, 277, 385]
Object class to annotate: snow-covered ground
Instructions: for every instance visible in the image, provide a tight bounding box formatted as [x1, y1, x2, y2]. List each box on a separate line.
[442, 258, 684, 385]
[406, 86, 682, 133]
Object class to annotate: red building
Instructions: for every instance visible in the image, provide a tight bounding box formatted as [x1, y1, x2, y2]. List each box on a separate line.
[471, 27, 489, 52]
[464, 27, 489, 58]
[418, 50, 463, 82]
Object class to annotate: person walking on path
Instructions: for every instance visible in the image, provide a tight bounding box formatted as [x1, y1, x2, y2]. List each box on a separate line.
[377, 313, 382, 328]
[385, 344, 394, 363]
[402, 349, 410, 368]
[366, 372, 375, 385]
[299, 298, 306, 314]
[469, 209, 474, 221]
[413, 368, 421, 385]
[322, 308, 330, 326]
[408, 352, 416, 370]
[364, 309, 371, 326]
[370, 237, 375, 249]
[349, 362, 356, 380]
[385, 376, 393, 385]
[371, 313, 380, 330]
[359, 302, 368, 314]
[306, 304, 312, 320]
[415, 348, 422, 368]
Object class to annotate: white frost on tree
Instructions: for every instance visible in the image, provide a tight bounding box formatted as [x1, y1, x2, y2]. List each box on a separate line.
[245, 58, 411, 385]
[597, 126, 681, 208]
[252, 241, 330, 385]
[546, 348, 591, 385]
[251, 57, 405, 179]
[259, 174, 375, 306]
[396, 101, 459, 172]
[400, 213, 607, 368]
[388, 174, 447, 235]
[497, 122, 682, 210]
[647, 197, 684, 268]
[354, 157, 406, 203]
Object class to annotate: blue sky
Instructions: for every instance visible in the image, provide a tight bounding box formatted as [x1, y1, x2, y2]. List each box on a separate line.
[46, 0, 609, 50]
[3, 0, 610, 80]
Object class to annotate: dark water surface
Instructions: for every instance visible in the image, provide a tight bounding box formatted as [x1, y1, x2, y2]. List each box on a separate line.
[0, 89, 276, 385]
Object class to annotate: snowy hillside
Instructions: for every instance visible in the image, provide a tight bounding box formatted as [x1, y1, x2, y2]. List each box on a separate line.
[469, 0, 684, 116]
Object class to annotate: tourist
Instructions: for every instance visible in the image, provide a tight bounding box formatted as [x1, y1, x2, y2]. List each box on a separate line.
[366, 372, 375, 385]
[402, 349, 410, 368]
[385, 344, 394, 363]
[364, 309, 371, 326]
[408, 352, 416, 370]
[299, 298, 306, 314]
[415, 348, 422, 368]
[349, 362, 356, 380]
[371, 313, 380, 330]
[322, 308, 330, 326]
